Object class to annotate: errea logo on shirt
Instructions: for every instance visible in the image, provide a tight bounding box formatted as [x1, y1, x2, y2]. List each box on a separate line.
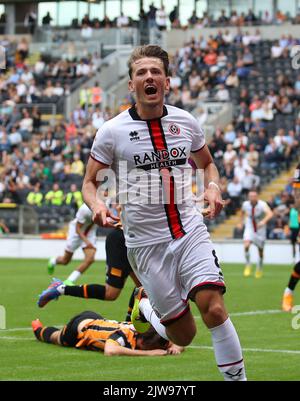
[129, 131, 140, 141]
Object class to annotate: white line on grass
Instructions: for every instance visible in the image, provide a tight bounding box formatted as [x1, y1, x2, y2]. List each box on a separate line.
[0, 336, 299, 355]
[0, 310, 284, 334]
[0, 325, 63, 333]
[189, 345, 300, 355]
[0, 336, 34, 341]
[194, 309, 282, 318]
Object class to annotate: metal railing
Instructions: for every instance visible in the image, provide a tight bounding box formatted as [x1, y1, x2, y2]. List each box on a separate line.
[0, 204, 39, 235]
[14, 103, 57, 115]
[0, 103, 57, 122]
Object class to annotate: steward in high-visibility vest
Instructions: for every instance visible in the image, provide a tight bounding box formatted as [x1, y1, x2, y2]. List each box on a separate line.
[65, 184, 83, 210]
[45, 183, 64, 206]
[27, 183, 43, 207]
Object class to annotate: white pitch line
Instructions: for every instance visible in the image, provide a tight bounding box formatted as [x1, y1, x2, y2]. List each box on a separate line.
[0, 310, 283, 332]
[0, 336, 34, 341]
[230, 309, 282, 317]
[189, 345, 300, 355]
[0, 336, 299, 355]
[0, 325, 63, 333]
[194, 309, 282, 318]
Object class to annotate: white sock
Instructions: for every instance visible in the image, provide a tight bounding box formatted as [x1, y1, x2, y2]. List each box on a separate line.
[57, 285, 65, 295]
[50, 256, 57, 266]
[210, 317, 247, 381]
[67, 270, 81, 283]
[245, 250, 250, 264]
[257, 257, 263, 271]
[284, 287, 293, 295]
[139, 298, 169, 341]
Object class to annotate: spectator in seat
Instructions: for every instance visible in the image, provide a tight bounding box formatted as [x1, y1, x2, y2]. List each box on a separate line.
[27, 182, 43, 206]
[246, 143, 259, 172]
[45, 182, 64, 206]
[43, 80, 55, 98]
[40, 130, 57, 159]
[65, 183, 83, 211]
[226, 70, 239, 88]
[269, 216, 288, 240]
[216, 84, 230, 101]
[242, 47, 254, 66]
[271, 41, 283, 58]
[227, 176, 242, 213]
[53, 82, 64, 97]
[71, 153, 85, 176]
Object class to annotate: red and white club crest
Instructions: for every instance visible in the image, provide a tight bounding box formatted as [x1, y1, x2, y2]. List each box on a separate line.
[168, 123, 180, 135]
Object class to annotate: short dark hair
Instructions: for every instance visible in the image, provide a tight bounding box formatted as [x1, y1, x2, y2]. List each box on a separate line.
[127, 45, 169, 78]
[137, 326, 169, 350]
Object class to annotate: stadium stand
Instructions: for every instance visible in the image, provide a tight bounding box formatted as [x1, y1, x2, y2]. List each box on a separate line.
[0, 6, 299, 238]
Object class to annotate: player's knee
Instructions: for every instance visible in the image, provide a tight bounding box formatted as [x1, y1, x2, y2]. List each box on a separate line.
[105, 286, 121, 301]
[105, 291, 119, 301]
[207, 303, 226, 323]
[169, 330, 196, 347]
[166, 319, 196, 346]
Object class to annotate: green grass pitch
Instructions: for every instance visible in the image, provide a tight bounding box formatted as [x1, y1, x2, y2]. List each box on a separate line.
[0, 258, 299, 381]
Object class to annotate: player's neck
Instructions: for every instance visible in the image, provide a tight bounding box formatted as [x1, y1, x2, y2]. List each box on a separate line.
[135, 103, 164, 120]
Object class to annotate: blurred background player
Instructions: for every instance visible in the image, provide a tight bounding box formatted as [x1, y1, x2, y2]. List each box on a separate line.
[240, 190, 273, 278]
[31, 310, 183, 356]
[39, 225, 141, 321]
[47, 202, 97, 285]
[282, 164, 300, 312]
[288, 201, 299, 264]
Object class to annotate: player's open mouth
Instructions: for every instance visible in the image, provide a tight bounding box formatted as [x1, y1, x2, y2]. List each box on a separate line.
[145, 86, 157, 95]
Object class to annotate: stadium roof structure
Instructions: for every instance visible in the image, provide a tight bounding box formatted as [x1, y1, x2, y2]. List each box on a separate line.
[1, 0, 102, 3]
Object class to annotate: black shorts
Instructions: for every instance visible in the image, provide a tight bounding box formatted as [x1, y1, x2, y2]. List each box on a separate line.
[105, 228, 132, 289]
[290, 228, 299, 244]
[60, 311, 103, 347]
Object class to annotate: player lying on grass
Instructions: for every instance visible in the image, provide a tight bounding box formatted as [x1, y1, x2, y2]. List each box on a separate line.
[31, 310, 184, 356]
[38, 226, 141, 321]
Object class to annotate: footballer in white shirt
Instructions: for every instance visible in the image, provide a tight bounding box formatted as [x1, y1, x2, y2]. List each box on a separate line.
[82, 45, 246, 381]
[240, 190, 273, 278]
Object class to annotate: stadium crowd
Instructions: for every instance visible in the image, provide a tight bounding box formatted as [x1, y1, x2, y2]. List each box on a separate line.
[0, 36, 100, 111]
[1, 6, 298, 38]
[0, 27, 300, 239]
[34, 7, 300, 31]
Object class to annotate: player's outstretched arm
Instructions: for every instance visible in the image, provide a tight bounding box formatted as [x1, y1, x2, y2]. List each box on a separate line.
[191, 145, 224, 219]
[82, 157, 119, 227]
[258, 204, 274, 228]
[75, 222, 94, 248]
[104, 340, 168, 357]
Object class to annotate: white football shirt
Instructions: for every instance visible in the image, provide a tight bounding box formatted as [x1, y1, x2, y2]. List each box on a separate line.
[91, 104, 206, 247]
[70, 203, 96, 236]
[242, 200, 269, 236]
